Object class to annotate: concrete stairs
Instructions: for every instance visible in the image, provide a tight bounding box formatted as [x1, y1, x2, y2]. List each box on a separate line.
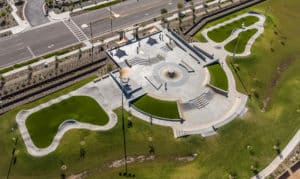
[189, 90, 210, 109]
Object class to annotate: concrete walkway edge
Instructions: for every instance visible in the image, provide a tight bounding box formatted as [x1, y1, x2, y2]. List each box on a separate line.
[252, 130, 300, 179]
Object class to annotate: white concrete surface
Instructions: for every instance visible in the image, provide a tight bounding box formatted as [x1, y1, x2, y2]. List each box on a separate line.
[109, 30, 248, 138]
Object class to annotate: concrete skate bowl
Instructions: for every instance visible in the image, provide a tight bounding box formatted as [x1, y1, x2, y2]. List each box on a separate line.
[25, 96, 110, 148]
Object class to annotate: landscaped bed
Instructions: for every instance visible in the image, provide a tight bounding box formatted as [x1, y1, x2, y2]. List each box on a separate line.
[132, 95, 180, 119]
[207, 15, 259, 42]
[224, 28, 258, 53]
[0, 0, 17, 30]
[26, 96, 109, 148]
[207, 63, 228, 91]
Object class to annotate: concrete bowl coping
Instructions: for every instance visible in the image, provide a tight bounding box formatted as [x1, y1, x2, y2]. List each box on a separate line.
[16, 84, 117, 157]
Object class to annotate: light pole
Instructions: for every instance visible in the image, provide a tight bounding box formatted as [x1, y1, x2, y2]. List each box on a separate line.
[89, 22, 94, 62]
[119, 68, 129, 176]
[110, 6, 113, 32]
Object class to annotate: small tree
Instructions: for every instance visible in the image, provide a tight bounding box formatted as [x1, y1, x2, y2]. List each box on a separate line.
[55, 56, 59, 70]
[78, 48, 82, 59]
[160, 8, 168, 26]
[27, 65, 33, 80]
[0, 75, 5, 88]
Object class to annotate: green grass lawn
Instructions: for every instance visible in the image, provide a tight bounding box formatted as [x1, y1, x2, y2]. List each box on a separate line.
[0, 0, 300, 178]
[132, 95, 180, 119]
[26, 96, 109, 148]
[194, 30, 208, 42]
[225, 28, 258, 53]
[207, 15, 259, 42]
[207, 63, 228, 91]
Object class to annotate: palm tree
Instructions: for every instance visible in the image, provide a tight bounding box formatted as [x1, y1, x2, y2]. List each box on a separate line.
[134, 24, 139, 39]
[55, 56, 59, 70]
[0, 75, 5, 88]
[160, 8, 168, 27]
[190, 0, 196, 24]
[177, 2, 184, 29]
[78, 48, 82, 59]
[203, 0, 208, 13]
[273, 142, 281, 156]
[27, 65, 33, 80]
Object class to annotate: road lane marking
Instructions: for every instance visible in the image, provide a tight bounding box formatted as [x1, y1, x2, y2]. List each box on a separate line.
[48, 44, 55, 48]
[27, 46, 36, 58]
[106, 7, 120, 18]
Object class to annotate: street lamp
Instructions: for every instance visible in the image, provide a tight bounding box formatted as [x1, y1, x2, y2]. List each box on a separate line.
[109, 6, 120, 32]
[81, 23, 95, 61]
[119, 67, 129, 176]
[110, 6, 113, 32]
[89, 22, 94, 62]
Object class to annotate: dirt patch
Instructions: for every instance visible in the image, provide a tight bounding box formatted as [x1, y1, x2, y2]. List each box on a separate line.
[261, 52, 300, 111]
[67, 154, 197, 178]
[175, 154, 197, 162]
[107, 155, 155, 169]
[67, 171, 89, 179]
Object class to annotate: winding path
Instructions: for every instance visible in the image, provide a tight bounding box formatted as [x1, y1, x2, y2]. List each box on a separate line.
[201, 12, 266, 56]
[16, 83, 117, 157]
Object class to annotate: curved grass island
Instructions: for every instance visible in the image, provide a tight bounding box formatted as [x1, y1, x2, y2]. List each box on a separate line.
[131, 95, 180, 120]
[224, 28, 258, 53]
[207, 15, 259, 43]
[26, 96, 109, 148]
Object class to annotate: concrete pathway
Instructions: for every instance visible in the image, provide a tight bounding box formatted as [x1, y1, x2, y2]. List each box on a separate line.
[16, 81, 118, 157]
[201, 12, 266, 57]
[252, 130, 300, 179]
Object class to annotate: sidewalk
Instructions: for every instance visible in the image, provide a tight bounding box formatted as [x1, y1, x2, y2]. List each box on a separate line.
[48, 0, 116, 22]
[252, 130, 300, 179]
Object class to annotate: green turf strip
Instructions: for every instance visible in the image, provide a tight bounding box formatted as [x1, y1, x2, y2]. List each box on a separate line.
[26, 96, 109, 148]
[207, 63, 228, 91]
[132, 95, 180, 119]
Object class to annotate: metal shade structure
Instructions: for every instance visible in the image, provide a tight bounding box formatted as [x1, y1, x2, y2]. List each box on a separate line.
[115, 48, 128, 58]
[146, 37, 158, 46]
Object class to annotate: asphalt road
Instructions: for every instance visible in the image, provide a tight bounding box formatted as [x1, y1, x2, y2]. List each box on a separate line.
[0, 22, 78, 67]
[0, 0, 202, 68]
[74, 0, 203, 37]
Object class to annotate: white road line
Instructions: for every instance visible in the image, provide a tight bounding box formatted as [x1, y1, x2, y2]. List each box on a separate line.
[106, 7, 120, 18]
[27, 46, 36, 57]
